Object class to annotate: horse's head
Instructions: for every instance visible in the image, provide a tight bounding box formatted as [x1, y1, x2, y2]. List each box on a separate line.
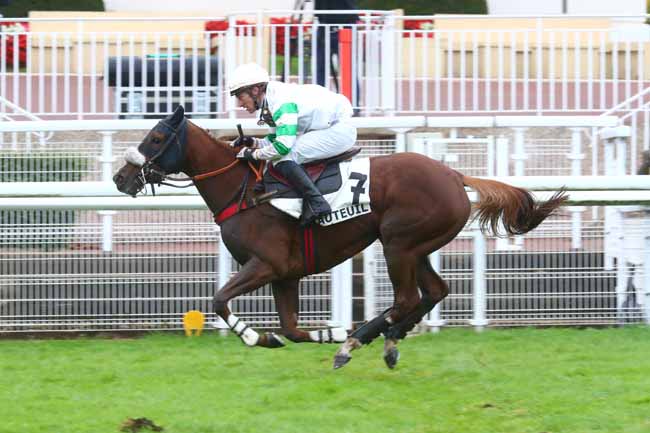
[113, 106, 188, 197]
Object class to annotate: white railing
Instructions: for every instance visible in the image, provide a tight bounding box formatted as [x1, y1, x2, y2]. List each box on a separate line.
[2, 115, 650, 332]
[1, 191, 649, 332]
[3, 13, 650, 118]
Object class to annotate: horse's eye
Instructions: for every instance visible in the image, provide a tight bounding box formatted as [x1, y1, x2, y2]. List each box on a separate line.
[152, 137, 161, 144]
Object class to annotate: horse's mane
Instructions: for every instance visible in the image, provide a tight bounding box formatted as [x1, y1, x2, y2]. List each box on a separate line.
[188, 120, 239, 156]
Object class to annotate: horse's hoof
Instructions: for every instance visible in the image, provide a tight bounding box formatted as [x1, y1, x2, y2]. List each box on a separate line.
[333, 353, 352, 369]
[265, 332, 285, 348]
[383, 346, 400, 369]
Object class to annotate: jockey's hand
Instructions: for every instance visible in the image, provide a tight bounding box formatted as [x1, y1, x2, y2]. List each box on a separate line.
[236, 147, 259, 162]
[230, 136, 256, 148]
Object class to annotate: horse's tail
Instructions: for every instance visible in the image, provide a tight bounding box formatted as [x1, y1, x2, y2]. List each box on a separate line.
[462, 175, 568, 237]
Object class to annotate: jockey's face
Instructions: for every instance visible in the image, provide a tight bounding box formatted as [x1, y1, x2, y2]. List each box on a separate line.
[235, 86, 264, 114]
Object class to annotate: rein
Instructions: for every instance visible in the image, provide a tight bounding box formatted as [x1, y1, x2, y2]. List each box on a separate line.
[156, 159, 265, 188]
[136, 116, 272, 223]
[193, 159, 265, 183]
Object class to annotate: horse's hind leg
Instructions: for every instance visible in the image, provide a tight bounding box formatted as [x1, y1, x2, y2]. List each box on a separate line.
[272, 279, 347, 344]
[333, 247, 419, 369]
[333, 308, 392, 369]
[383, 255, 449, 368]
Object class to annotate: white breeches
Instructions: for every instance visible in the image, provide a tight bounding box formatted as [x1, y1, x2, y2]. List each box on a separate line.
[274, 120, 357, 165]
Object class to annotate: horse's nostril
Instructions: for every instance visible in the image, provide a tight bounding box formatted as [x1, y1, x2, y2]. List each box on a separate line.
[113, 174, 123, 185]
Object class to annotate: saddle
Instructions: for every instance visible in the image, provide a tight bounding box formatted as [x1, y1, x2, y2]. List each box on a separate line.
[262, 147, 361, 198]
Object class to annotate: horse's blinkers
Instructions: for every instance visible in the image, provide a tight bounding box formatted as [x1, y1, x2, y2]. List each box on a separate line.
[116, 106, 188, 196]
[141, 107, 187, 175]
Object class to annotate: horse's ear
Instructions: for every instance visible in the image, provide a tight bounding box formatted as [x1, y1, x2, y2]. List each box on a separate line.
[170, 105, 185, 124]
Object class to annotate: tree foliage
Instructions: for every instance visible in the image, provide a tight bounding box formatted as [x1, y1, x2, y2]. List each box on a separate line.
[0, 0, 104, 18]
[357, 0, 487, 16]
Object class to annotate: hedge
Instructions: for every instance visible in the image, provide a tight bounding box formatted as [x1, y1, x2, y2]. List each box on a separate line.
[0, 0, 104, 18]
[357, 0, 487, 15]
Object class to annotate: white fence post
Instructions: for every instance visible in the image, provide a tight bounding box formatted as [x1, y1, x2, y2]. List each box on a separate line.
[470, 226, 488, 331]
[225, 15, 237, 119]
[642, 235, 650, 325]
[331, 258, 353, 330]
[615, 211, 627, 323]
[511, 128, 527, 248]
[255, 10, 264, 64]
[390, 128, 410, 153]
[601, 126, 631, 270]
[213, 230, 231, 330]
[487, 135, 495, 176]
[496, 136, 509, 177]
[99, 131, 116, 181]
[218, 231, 232, 289]
[363, 242, 377, 321]
[568, 127, 585, 249]
[424, 251, 445, 332]
[364, 14, 381, 113]
[511, 127, 527, 176]
[98, 130, 117, 252]
[495, 135, 515, 250]
[381, 13, 396, 115]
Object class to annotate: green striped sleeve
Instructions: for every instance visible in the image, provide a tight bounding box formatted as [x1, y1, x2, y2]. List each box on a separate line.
[269, 102, 298, 155]
[270, 137, 291, 155]
[272, 102, 298, 122]
[276, 124, 298, 136]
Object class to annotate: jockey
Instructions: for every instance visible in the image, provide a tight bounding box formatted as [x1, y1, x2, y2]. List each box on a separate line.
[228, 62, 357, 226]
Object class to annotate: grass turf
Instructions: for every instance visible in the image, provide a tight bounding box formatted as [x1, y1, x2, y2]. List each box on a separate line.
[1, 327, 649, 433]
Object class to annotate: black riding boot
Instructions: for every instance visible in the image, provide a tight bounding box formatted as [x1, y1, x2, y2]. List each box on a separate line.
[274, 161, 331, 226]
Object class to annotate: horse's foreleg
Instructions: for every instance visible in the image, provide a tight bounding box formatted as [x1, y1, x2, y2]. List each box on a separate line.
[272, 279, 348, 344]
[212, 257, 283, 348]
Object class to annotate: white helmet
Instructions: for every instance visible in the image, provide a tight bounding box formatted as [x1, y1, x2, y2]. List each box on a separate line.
[228, 63, 270, 96]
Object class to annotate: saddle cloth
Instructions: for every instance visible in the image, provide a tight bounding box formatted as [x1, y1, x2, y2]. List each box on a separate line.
[268, 157, 371, 226]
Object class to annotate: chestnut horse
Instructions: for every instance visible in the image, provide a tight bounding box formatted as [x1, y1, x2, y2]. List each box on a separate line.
[113, 107, 567, 369]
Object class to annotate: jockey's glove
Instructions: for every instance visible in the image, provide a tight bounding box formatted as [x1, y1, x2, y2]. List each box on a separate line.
[230, 135, 256, 148]
[236, 147, 259, 162]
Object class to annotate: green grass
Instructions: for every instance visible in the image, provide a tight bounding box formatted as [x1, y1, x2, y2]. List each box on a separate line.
[1, 327, 650, 433]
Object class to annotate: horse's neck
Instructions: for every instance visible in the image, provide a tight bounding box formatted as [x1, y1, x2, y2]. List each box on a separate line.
[182, 124, 251, 215]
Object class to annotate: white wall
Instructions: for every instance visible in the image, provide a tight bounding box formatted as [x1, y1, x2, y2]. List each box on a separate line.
[103, 0, 298, 14]
[487, 0, 563, 14]
[568, 0, 644, 15]
[487, 0, 645, 15]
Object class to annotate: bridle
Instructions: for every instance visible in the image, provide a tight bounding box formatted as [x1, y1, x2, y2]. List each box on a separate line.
[135, 118, 265, 197]
[134, 117, 186, 195]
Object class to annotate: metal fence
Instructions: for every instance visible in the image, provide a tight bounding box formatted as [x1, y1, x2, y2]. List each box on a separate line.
[3, 13, 650, 119]
[3, 205, 648, 332]
[2, 116, 650, 332]
[369, 213, 629, 327]
[3, 12, 650, 178]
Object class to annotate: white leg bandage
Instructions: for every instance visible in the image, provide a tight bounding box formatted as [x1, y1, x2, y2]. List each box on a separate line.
[227, 314, 259, 347]
[309, 327, 348, 343]
[124, 146, 146, 167]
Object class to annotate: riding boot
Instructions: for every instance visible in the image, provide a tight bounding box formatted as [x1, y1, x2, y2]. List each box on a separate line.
[274, 161, 331, 226]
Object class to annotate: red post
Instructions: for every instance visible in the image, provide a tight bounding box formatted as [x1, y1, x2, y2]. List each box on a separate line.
[338, 28, 352, 102]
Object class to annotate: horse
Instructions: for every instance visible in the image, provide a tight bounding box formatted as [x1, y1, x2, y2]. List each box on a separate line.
[113, 106, 568, 369]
